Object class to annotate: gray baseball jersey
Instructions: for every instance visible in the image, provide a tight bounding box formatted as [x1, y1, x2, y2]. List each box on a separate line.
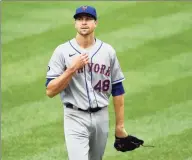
[46, 38, 125, 109]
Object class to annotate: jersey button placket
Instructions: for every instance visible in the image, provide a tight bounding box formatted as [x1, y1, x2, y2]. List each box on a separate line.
[90, 88, 94, 92]
[86, 75, 95, 107]
[87, 76, 91, 81]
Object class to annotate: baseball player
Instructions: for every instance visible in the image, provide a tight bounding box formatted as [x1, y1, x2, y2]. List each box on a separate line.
[46, 5, 144, 160]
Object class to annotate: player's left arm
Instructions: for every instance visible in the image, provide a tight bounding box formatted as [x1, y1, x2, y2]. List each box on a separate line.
[109, 45, 128, 137]
[112, 83, 128, 138]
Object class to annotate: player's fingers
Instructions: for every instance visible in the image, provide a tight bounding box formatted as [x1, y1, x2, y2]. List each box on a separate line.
[80, 56, 85, 62]
[84, 56, 89, 61]
[82, 56, 89, 62]
[81, 53, 88, 58]
[85, 56, 89, 61]
[81, 54, 88, 57]
[80, 60, 87, 66]
[84, 60, 89, 65]
[83, 59, 89, 65]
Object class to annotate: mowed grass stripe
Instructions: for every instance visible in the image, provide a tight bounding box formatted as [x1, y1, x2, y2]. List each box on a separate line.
[3, 100, 192, 160]
[123, 75, 192, 119]
[99, 11, 192, 52]
[2, 8, 73, 43]
[2, 97, 62, 140]
[2, 24, 73, 65]
[2, 78, 47, 110]
[2, 52, 51, 91]
[120, 27, 192, 70]
[96, 2, 192, 33]
[2, 121, 66, 160]
[16, 145, 67, 160]
[105, 128, 192, 160]
[116, 52, 192, 119]
[2, 11, 192, 90]
[3, 145, 67, 160]
[125, 52, 192, 94]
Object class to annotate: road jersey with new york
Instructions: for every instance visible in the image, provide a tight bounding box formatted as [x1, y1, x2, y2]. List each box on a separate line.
[46, 38, 125, 110]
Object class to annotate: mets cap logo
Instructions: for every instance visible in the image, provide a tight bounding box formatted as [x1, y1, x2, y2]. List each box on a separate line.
[81, 6, 88, 11]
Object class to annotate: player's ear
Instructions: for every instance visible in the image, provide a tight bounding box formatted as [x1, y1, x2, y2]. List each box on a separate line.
[74, 20, 77, 29]
[95, 20, 98, 27]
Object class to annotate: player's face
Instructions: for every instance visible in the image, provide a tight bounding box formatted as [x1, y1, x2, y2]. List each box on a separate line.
[75, 15, 97, 36]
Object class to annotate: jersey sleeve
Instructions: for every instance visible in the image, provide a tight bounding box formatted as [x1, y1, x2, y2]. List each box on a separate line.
[110, 47, 125, 84]
[46, 45, 65, 78]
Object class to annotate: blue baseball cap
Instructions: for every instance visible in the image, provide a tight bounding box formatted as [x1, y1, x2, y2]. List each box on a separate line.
[73, 6, 97, 20]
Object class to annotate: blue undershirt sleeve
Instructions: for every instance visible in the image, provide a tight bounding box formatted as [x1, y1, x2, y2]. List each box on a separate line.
[45, 78, 54, 87]
[111, 82, 125, 96]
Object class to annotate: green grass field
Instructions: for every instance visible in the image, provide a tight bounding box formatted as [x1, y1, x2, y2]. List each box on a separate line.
[2, 2, 192, 160]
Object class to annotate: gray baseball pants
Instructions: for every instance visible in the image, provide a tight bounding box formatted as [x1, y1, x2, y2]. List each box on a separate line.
[64, 105, 109, 160]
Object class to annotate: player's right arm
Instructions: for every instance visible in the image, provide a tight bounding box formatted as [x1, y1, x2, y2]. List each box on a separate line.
[46, 48, 88, 98]
[46, 67, 75, 98]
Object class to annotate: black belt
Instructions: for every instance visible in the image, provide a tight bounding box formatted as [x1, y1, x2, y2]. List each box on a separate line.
[65, 103, 102, 113]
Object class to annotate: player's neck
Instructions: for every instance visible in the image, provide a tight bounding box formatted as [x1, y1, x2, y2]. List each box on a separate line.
[75, 33, 96, 49]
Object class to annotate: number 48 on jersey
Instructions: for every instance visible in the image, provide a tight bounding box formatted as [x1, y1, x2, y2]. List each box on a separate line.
[94, 80, 110, 92]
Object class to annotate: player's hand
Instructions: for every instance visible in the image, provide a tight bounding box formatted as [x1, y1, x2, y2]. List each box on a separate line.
[115, 127, 128, 138]
[70, 53, 89, 70]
